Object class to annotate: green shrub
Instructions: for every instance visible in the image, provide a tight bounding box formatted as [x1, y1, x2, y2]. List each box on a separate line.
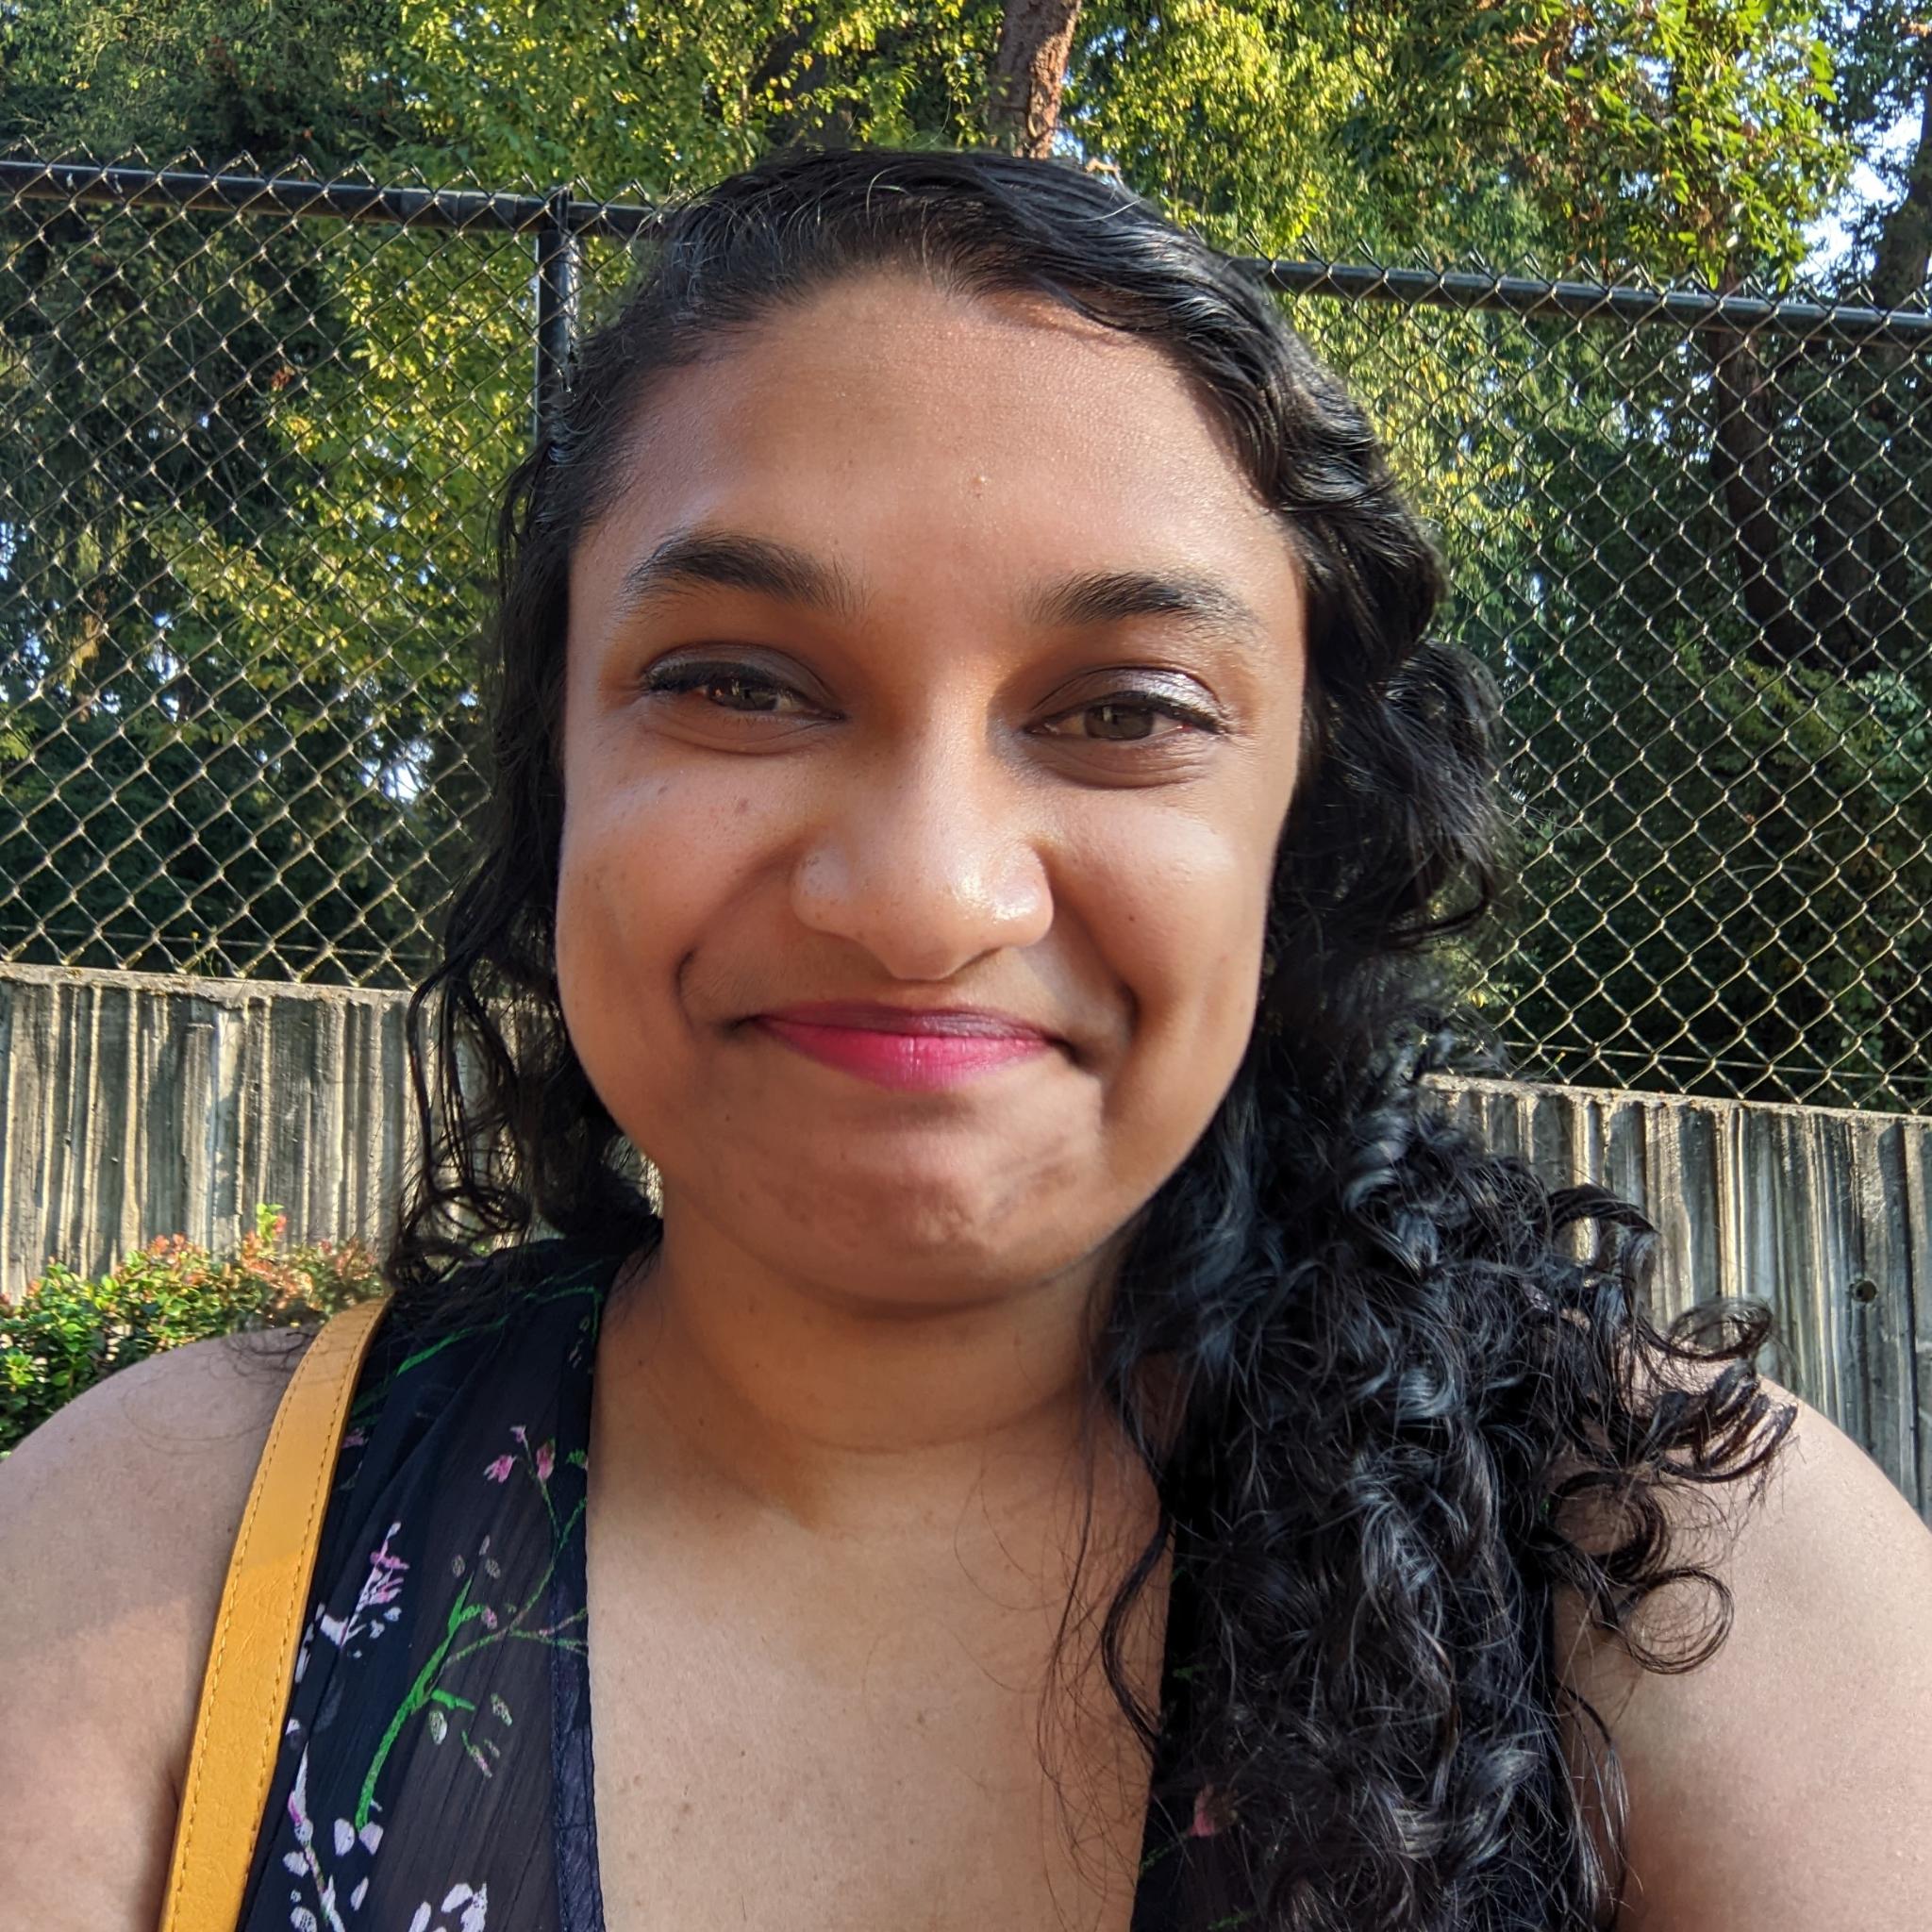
[0, 1204, 387, 1457]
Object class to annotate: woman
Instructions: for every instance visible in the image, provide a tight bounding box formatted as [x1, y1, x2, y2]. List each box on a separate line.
[4, 143, 1930, 1932]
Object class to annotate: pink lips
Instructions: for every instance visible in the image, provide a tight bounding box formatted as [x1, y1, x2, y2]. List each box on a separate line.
[751, 1002, 1058, 1092]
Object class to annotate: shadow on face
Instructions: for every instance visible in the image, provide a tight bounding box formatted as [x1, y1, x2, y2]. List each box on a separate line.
[555, 271, 1308, 1311]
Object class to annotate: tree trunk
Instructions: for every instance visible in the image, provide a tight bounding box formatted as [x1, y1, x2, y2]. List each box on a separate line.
[1870, 56, 1932, 313]
[1704, 311, 1824, 671]
[988, 0, 1083, 158]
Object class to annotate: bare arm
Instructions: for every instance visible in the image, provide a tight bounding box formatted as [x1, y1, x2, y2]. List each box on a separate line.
[0, 1333, 304, 1932]
[1557, 1376, 1932, 1931]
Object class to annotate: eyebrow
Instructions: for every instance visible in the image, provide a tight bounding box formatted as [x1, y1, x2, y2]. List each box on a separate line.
[609, 525, 1271, 650]
[613, 528, 866, 625]
[1022, 567, 1267, 644]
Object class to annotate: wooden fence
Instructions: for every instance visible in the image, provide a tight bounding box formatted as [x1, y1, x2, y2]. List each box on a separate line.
[3, 960, 1927, 1520]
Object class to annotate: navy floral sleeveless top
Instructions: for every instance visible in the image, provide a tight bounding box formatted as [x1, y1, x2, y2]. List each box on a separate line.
[236, 1239, 1214, 1932]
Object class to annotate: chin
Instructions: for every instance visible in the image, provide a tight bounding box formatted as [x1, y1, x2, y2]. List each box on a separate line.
[783, 1140, 1105, 1256]
[738, 1174, 1116, 1308]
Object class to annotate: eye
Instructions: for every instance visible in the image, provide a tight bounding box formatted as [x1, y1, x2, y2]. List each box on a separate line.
[639, 659, 817, 717]
[1038, 691, 1224, 744]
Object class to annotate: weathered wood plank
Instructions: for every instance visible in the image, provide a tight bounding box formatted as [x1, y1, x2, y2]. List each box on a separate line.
[4, 964, 1931, 1520]
[0, 963, 422, 1292]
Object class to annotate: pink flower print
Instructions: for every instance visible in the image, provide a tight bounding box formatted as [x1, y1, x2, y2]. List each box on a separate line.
[1190, 1786, 1223, 1839]
[485, 1427, 554, 1484]
[318, 1522, 408, 1652]
[360, 1524, 408, 1609]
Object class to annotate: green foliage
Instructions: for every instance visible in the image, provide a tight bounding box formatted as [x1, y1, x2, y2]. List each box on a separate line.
[0, 1204, 388, 1457]
[3, 0, 1928, 1104]
[1353, 0, 1849, 281]
[0, 0, 415, 167]
[0, 0, 484, 981]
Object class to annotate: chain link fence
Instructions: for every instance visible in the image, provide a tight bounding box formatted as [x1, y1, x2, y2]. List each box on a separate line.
[5, 153, 1930, 1115]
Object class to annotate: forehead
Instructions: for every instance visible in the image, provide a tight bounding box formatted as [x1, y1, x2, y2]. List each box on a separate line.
[569, 274, 1300, 619]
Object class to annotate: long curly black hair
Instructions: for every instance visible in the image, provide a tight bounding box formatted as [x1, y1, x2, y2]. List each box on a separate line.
[386, 144, 1796, 1932]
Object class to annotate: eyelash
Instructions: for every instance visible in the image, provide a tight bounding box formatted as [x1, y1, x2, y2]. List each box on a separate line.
[638, 659, 1225, 743]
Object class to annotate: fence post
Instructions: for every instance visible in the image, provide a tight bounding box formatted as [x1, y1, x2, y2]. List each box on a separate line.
[533, 187, 579, 446]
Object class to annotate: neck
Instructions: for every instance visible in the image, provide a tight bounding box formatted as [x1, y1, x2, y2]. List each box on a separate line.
[594, 1198, 1145, 1540]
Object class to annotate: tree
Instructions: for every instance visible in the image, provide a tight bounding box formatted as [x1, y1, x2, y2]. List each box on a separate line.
[0, 2, 474, 980]
[7, 0, 1928, 1108]
[991, 0, 1086, 155]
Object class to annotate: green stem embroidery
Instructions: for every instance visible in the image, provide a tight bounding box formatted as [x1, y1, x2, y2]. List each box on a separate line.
[353, 1495, 590, 1827]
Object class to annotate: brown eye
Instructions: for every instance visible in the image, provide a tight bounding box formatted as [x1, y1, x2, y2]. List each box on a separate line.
[641, 661, 808, 715]
[1041, 692, 1223, 744]
[1081, 701, 1175, 741]
[704, 675, 783, 712]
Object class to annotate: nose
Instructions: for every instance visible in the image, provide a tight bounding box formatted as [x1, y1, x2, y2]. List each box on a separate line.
[789, 727, 1054, 980]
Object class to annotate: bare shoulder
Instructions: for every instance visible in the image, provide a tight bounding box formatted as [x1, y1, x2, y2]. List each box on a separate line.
[0, 1330, 311, 1932]
[1555, 1374, 1932, 1932]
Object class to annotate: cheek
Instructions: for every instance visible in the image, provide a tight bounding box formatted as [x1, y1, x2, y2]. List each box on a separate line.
[552, 765, 758, 1083]
[1072, 808, 1273, 1124]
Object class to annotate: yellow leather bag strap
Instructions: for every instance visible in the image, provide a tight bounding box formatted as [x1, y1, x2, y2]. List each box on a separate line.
[158, 1293, 391, 1932]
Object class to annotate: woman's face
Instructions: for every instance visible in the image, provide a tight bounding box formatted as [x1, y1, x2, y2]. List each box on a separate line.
[557, 273, 1308, 1308]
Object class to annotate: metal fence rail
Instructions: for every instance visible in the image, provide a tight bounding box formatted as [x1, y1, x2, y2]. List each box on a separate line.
[4, 151, 1930, 1113]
